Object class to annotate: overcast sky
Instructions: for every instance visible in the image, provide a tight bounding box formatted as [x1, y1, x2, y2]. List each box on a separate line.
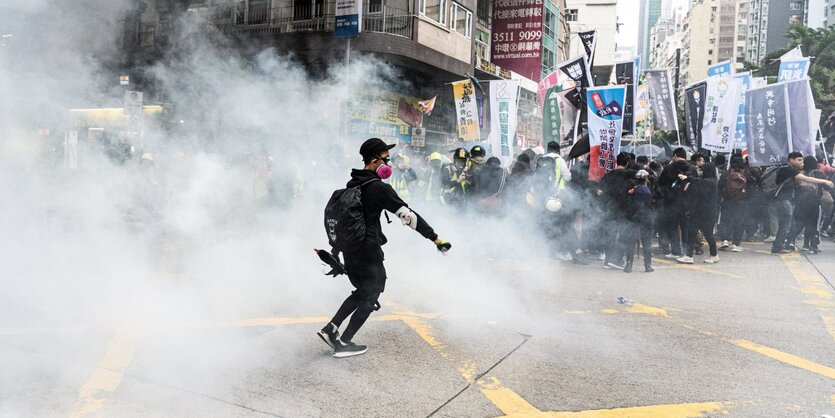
[616, 0, 689, 49]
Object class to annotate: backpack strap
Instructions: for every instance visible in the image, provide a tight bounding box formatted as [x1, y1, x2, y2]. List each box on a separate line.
[358, 178, 380, 188]
[494, 170, 507, 197]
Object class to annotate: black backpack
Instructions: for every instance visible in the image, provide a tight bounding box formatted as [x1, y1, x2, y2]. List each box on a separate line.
[324, 178, 378, 252]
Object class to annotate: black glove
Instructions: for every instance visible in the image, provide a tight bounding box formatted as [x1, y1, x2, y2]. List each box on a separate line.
[315, 249, 346, 277]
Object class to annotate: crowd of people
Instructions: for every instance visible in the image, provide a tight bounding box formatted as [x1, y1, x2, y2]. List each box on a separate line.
[390, 142, 835, 273]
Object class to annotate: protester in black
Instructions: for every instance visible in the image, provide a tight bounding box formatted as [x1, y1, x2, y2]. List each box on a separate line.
[770, 152, 834, 254]
[599, 152, 639, 269]
[787, 156, 827, 253]
[623, 170, 654, 273]
[678, 162, 720, 264]
[718, 154, 748, 251]
[319, 138, 451, 358]
[657, 148, 693, 258]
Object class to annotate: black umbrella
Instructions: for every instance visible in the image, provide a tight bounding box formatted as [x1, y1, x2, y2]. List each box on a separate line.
[568, 133, 590, 159]
[314, 249, 346, 277]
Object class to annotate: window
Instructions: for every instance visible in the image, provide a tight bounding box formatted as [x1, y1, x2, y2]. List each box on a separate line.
[789, 15, 800, 24]
[789, 1, 801, 10]
[420, 0, 446, 24]
[541, 46, 555, 75]
[566, 8, 578, 22]
[450, 3, 472, 37]
[544, 8, 556, 39]
[476, 29, 489, 60]
[369, 0, 382, 14]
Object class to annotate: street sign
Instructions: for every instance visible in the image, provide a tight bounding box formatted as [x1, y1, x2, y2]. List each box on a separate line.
[411, 127, 426, 148]
[124, 91, 143, 116]
[334, 0, 362, 39]
[120, 75, 130, 86]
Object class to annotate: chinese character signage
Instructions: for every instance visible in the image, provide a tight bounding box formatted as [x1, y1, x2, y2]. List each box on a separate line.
[489, 80, 520, 167]
[745, 83, 790, 167]
[786, 79, 816, 157]
[684, 81, 707, 150]
[707, 60, 733, 78]
[777, 58, 809, 82]
[700, 77, 742, 154]
[578, 30, 597, 68]
[334, 0, 362, 39]
[644, 69, 678, 132]
[557, 55, 593, 89]
[587, 85, 626, 182]
[733, 72, 751, 150]
[491, 0, 544, 82]
[537, 70, 559, 108]
[451, 80, 480, 141]
[614, 59, 637, 134]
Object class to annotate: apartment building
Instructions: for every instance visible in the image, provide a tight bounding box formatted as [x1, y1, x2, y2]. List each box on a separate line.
[746, 0, 808, 64]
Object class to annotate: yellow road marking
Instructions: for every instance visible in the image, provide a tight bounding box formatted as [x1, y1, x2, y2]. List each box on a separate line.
[728, 339, 835, 380]
[529, 401, 728, 418]
[620, 304, 835, 381]
[779, 254, 835, 344]
[479, 376, 542, 415]
[70, 325, 144, 418]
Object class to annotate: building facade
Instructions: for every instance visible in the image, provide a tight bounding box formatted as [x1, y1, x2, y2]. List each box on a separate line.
[565, 0, 619, 84]
[638, 0, 663, 62]
[827, 0, 835, 27]
[746, 0, 808, 64]
[122, 0, 570, 150]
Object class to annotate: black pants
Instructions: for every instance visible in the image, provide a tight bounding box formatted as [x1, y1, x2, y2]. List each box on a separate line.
[789, 204, 821, 250]
[686, 210, 718, 257]
[661, 203, 687, 256]
[624, 221, 653, 268]
[721, 199, 746, 246]
[604, 216, 628, 264]
[329, 253, 386, 343]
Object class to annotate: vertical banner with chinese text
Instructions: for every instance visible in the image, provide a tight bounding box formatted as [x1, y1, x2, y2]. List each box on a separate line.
[490, 80, 520, 167]
[684, 81, 707, 150]
[491, 0, 545, 82]
[700, 77, 742, 154]
[733, 72, 750, 150]
[587, 85, 626, 182]
[644, 69, 678, 131]
[778, 58, 810, 82]
[614, 59, 636, 134]
[746, 83, 791, 167]
[452, 80, 480, 141]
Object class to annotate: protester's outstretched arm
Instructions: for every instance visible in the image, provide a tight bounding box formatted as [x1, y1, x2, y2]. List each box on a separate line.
[796, 173, 835, 188]
[380, 184, 439, 241]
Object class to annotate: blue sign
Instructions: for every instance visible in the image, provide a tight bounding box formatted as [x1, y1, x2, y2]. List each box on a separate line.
[708, 61, 732, 78]
[334, 0, 362, 39]
[777, 59, 809, 82]
[734, 72, 750, 149]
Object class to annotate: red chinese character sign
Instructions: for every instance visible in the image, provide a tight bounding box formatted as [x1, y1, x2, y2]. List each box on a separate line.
[491, 0, 544, 82]
[587, 85, 626, 182]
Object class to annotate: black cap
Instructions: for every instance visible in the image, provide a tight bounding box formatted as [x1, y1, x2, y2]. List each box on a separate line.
[360, 137, 396, 161]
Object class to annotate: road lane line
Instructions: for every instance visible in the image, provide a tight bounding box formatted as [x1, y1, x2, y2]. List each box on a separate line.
[69, 324, 144, 418]
[779, 254, 835, 344]
[534, 401, 727, 418]
[619, 304, 835, 381]
[728, 339, 835, 380]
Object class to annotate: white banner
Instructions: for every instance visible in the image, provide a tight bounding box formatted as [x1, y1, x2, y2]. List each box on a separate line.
[489, 80, 519, 167]
[701, 77, 743, 154]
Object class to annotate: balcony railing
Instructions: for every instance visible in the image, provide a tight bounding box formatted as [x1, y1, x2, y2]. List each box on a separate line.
[130, 3, 413, 50]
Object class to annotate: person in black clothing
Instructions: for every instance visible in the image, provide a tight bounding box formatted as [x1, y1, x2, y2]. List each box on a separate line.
[319, 138, 452, 358]
[678, 162, 720, 264]
[787, 156, 828, 253]
[718, 154, 748, 252]
[473, 157, 507, 213]
[599, 152, 640, 270]
[769, 152, 834, 254]
[657, 148, 693, 258]
[623, 170, 654, 273]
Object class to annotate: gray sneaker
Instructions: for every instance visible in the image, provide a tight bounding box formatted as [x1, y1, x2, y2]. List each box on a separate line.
[333, 340, 368, 358]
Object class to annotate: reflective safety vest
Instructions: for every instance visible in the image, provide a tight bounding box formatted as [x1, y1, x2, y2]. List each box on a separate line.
[391, 173, 411, 202]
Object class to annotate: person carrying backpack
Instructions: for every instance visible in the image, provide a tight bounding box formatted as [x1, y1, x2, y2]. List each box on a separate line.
[319, 138, 452, 358]
[718, 155, 748, 252]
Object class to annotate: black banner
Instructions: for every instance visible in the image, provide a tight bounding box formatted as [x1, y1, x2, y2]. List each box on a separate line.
[684, 82, 707, 150]
[558, 56, 593, 89]
[578, 30, 597, 68]
[615, 60, 635, 134]
[746, 84, 790, 167]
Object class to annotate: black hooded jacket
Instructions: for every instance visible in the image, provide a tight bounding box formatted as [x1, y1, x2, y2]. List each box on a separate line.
[345, 169, 438, 261]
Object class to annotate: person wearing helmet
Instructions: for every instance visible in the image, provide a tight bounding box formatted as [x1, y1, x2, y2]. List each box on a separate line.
[467, 145, 488, 195]
[390, 154, 417, 202]
[443, 147, 470, 206]
[424, 152, 447, 205]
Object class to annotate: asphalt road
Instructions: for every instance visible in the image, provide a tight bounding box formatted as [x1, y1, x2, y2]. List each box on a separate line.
[2, 238, 834, 417]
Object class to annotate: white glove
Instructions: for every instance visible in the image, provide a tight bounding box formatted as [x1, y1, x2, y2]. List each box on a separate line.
[395, 206, 418, 230]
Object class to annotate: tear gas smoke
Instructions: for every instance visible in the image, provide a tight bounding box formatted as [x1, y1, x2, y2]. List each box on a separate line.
[0, 2, 597, 415]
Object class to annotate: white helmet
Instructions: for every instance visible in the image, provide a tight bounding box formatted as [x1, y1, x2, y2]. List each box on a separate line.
[545, 197, 563, 213]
